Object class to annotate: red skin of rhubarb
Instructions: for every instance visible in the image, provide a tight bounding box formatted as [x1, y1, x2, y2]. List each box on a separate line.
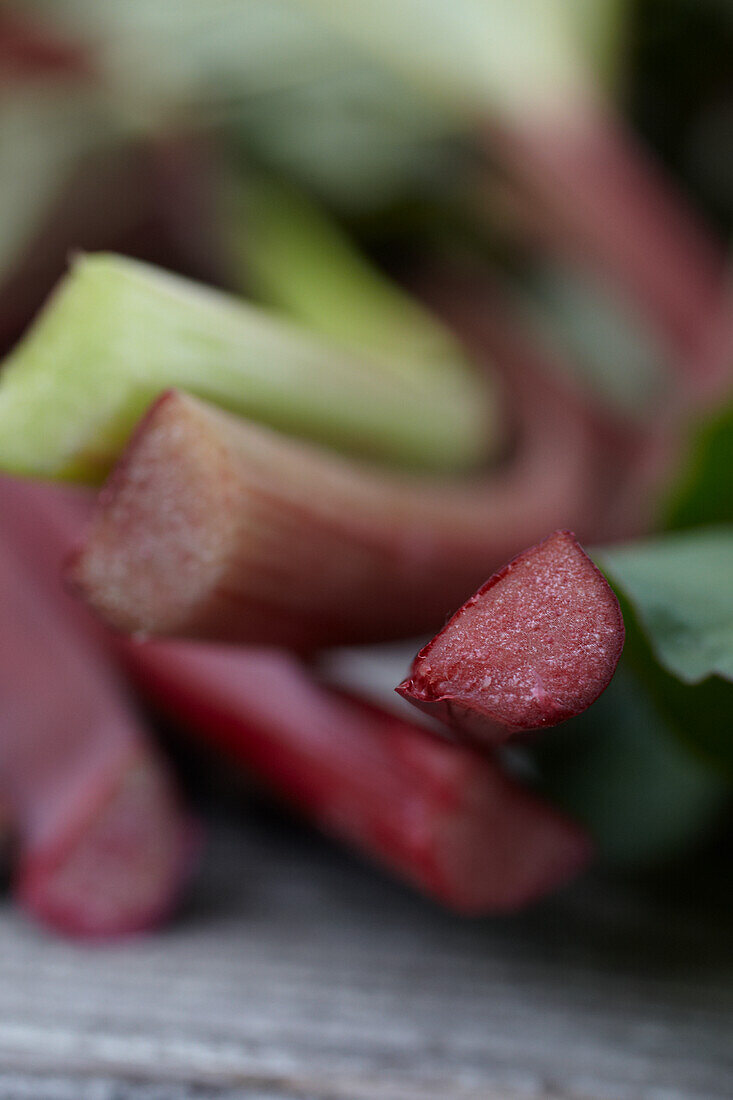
[0, 477, 198, 938]
[397, 530, 624, 746]
[489, 110, 726, 372]
[121, 640, 592, 913]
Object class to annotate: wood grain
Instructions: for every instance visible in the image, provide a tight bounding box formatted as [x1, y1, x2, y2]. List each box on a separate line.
[0, 808, 730, 1099]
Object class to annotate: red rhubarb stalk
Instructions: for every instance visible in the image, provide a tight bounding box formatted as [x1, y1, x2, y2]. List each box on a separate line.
[397, 530, 624, 746]
[68, 287, 606, 648]
[122, 640, 592, 913]
[490, 111, 726, 371]
[0, 477, 198, 938]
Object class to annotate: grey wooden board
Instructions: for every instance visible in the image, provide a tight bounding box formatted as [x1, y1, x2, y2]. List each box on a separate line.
[0, 811, 730, 1100]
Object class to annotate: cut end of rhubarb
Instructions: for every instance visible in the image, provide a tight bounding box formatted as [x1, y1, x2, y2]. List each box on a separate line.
[67, 390, 240, 638]
[397, 530, 624, 742]
[16, 752, 199, 939]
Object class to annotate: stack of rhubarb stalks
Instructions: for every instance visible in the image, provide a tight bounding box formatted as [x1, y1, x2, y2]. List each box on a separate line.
[0, 3, 730, 937]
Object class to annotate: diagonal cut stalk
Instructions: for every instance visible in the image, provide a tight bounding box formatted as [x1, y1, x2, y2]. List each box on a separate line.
[122, 640, 592, 913]
[0, 252, 494, 481]
[69, 334, 596, 647]
[397, 530, 624, 745]
[0, 477, 198, 938]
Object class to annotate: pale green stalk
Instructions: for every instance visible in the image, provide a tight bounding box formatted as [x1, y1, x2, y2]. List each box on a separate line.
[226, 175, 488, 381]
[0, 253, 493, 482]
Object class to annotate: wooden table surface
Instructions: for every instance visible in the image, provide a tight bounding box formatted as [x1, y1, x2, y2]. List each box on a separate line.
[0, 808, 730, 1100]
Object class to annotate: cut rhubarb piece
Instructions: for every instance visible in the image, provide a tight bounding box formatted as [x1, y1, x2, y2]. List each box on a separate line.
[0, 252, 493, 479]
[123, 641, 591, 913]
[397, 531, 624, 744]
[69, 347, 596, 647]
[0, 476, 198, 938]
[14, 743, 195, 940]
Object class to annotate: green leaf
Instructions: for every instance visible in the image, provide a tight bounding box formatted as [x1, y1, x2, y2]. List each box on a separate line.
[593, 531, 733, 772]
[295, 0, 597, 121]
[534, 666, 728, 866]
[663, 400, 733, 530]
[0, 253, 493, 482]
[618, 593, 733, 774]
[597, 527, 733, 684]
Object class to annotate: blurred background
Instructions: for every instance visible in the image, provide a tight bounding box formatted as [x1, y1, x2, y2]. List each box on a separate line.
[0, 2, 731, 1098]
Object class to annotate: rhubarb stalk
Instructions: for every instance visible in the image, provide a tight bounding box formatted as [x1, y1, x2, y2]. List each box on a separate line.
[0, 253, 493, 480]
[229, 173, 474, 371]
[122, 640, 592, 913]
[397, 531, 624, 745]
[69, 328, 597, 646]
[0, 477, 197, 938]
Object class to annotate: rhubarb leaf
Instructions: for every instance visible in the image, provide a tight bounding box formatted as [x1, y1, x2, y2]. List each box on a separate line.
[595, 529, 733, 772]
[535, 666, 728, 865]
[0, 253, 493, 481]
[663, 400, 733, 530]
[597, 527, 733, 684]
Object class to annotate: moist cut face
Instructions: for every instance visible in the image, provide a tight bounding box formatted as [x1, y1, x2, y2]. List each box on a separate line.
[397, 530, 624, 743]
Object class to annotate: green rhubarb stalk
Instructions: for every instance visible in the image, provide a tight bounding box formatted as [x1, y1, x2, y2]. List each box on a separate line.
[0, 252, 493, 482]
[227, 173, 470, 371]
[223, 173, 499, 441]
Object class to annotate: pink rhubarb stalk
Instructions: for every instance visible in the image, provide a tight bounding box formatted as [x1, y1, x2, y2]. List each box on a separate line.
[68, 297, 603, 648]
[397, 530, 624, 746]
[0, 477, 198, 938]
[122, 640, 592, 913]
[488, 110, 726, 374]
